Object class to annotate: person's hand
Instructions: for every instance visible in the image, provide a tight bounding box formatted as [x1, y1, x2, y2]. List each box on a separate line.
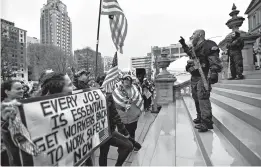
[209, 72, 219, 84]
[179, 36, 186, 45]
[185, 59, 195, 73]
[226, 43, 231, 48]
[1, 100, 21, 121]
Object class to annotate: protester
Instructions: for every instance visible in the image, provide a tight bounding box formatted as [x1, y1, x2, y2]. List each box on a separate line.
[112, 74, 143, 151]
[142, 84, 152, 112]
[96, 74, 106, 86]
[73, 69, 90, 89]
[22, 84, 30, 99]
[1, 80, 33, 166]
[94, 86, 133, 166]
[40, 72, 73, 96]
[226, 31, 245, 80]
[179, 29, 222, 132]
[253, 28, 261, 70]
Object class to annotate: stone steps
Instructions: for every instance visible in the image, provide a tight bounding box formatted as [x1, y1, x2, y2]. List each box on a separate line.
[212, 87, 261, 108]
[213, 83, 261, 94]
[210, 93, 261, 132]
[220, 79, 261, 85]
[183, 96, 251, 166]
[243, 72, 261, 79]
[211, 102, 261, 166]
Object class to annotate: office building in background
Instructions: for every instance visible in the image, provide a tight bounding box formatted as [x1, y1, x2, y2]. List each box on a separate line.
[40, 0, 72, 56]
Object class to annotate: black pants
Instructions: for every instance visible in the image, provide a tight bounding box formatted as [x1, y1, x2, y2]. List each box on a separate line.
[191, 76, 213, 125]
[229, 52, 243, 77]
[142, 95, 152, 110]
[124, 121, 138, 139]
[99, 131, 133, 166]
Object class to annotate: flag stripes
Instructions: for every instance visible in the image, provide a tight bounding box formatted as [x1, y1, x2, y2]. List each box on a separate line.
[101, 0, 128, 53]
[112, 84, 144, 112]
[102, 52, 119, 93]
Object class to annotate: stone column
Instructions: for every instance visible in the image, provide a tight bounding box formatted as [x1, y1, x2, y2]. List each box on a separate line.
[242, 40, 255, 71]
[155, 50, 176, 105]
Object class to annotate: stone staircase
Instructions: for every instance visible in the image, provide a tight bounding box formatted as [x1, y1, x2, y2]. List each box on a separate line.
[183, 70, 261, 166]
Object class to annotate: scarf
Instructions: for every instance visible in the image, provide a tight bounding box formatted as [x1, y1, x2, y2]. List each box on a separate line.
[8, 115, 42, 156]
[2, 100, 41, 156]
[112, 84, 144, 112]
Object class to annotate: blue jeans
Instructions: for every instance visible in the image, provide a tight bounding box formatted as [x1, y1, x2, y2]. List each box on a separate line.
[99, 131, 133, 166]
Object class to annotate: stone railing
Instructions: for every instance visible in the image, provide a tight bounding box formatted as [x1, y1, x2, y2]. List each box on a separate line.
[173, 79, 191, 99]
[131, 49, 192, 166]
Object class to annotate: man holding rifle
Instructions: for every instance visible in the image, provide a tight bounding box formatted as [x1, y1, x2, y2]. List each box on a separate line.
[179, 30, 223, 132]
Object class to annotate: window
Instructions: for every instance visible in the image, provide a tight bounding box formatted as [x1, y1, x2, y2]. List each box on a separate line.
[21, 74, 24, 78]
[20, 34, 23, 37]
[21, 52, 23, 54]
[21, 69, 24, 71]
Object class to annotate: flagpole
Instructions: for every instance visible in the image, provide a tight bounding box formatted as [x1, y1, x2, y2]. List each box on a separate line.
[95, 0, 103, 79]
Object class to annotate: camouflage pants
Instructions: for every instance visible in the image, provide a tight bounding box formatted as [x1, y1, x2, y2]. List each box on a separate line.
[229, 52, 243, 77]
[191, 77, 213, 125]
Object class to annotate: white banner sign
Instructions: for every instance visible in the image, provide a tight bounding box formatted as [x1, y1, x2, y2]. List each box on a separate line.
[20, 89, 110, 166]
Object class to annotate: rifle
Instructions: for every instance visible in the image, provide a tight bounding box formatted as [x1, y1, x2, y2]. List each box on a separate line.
[190, 47, 209, 92]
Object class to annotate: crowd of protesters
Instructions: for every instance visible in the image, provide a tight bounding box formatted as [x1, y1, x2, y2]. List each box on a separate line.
[1, 68, 155, 166]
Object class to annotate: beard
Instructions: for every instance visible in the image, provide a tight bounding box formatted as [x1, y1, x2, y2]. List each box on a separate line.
[192, 37, 199, 46]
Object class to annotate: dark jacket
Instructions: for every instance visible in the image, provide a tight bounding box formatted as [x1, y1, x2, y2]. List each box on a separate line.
[182, 40, 223, 77]
[74, 80, 89, 90]
[227, 37, 244, 57]
[106, 93, 129, 136]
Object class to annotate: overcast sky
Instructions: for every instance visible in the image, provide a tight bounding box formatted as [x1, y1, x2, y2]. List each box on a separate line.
[1, 0, 250, 69]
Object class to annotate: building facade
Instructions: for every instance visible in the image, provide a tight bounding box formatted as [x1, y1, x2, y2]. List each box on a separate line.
[40, 0, 72, 56]
[149, 44, 187, 79]
[245, 0, 261, 34]
[74, 47, 104, 79]
[103, 56, 113, 72]
[1, 19, 28, 81]
[131, 56, 152, 79]
[27, 36, 40, 44]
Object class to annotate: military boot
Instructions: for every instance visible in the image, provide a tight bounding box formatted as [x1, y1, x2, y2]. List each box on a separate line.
[235, 74, 244, 80]
[195, 120, 213, 130]
[194, 124, 213, 129]
[193, 115, 201, 124]
[197, 123, 209, 132]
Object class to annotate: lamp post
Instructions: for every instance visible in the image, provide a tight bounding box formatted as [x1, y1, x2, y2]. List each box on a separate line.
[207, 36, 222, 40]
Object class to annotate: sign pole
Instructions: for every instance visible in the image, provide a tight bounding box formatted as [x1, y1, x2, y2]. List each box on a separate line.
[95, 0, 103, 79]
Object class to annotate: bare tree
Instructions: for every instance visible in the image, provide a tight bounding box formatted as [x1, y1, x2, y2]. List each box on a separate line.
[27, 43, 77, 80]
[1, 27, 16, 80]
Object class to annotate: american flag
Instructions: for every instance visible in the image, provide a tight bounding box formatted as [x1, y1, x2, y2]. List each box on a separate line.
[101, 0, 128, 54]
[102, 52, 119, 93]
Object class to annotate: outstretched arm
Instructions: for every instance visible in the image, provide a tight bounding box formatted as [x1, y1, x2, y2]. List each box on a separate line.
[179, 36, 192, 57]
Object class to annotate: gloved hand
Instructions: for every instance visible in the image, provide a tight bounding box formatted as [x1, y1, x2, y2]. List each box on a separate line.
[226, 43, 231, 49]
[185, 59, 196, 73]
[179, 36, 186, 46]
[209, 72, 218, 84]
